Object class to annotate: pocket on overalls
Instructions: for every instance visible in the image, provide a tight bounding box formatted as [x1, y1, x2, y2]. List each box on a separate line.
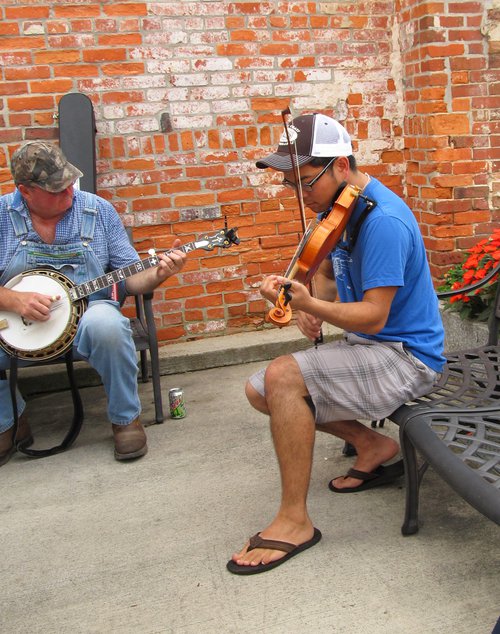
[32, 263, 80, 288]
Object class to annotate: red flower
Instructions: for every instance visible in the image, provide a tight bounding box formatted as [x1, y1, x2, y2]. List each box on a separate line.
[439, 228, 499, 322]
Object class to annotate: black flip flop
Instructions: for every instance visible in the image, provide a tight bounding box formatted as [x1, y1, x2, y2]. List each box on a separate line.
[328, 459, 404, 493]
[226, 528, 322, 575]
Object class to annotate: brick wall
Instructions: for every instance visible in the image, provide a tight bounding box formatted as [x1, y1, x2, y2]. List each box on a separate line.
[0, 1, 498, 344]
[397, 0, 500, 278]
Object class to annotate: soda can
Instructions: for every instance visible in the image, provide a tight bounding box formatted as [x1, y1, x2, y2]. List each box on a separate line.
[169, 388, 186, 419]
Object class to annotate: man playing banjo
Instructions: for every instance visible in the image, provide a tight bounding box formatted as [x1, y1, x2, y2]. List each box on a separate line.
[0, 141, 186, 466]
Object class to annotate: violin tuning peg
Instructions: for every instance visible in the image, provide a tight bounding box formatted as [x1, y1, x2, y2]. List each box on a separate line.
[282, 282, 292, 304]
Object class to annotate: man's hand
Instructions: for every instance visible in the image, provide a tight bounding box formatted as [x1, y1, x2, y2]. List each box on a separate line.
[125, 239, 187, 295]
[261, 275, 322, 340]
[295, 310, 323, 342]
[260, 275, 313, 311]
[259, 274, 285, 304]
[14, 292, 59, 322]
[155, 239, 186, 283]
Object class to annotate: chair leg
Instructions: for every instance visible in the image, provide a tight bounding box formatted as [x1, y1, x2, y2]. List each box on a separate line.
[399, 423, 421, 536]
[342, 441, 357, 456]
[148, 347, 164, 424]
[139, 350, 148, 383]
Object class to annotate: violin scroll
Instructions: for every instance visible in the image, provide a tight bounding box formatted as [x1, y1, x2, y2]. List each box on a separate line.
[266, 284, 293, 327]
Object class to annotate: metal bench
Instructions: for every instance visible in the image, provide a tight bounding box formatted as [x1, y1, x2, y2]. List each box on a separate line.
[388, 260, 500, 535]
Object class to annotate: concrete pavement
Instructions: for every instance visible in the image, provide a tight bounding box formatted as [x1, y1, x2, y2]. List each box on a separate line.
[1, 325, 500, 634]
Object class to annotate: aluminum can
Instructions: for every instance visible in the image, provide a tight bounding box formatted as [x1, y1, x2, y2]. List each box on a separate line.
[169, 388, 186, 419]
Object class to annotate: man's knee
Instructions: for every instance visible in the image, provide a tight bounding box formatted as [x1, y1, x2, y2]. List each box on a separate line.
[264, 355, 303, 391]
[245, 380, 269, 415]
[78, 302, 130, 349]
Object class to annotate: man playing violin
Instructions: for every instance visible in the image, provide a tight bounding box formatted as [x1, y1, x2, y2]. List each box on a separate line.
[0, 141, 186, 466]
[227, 113, 445, 575]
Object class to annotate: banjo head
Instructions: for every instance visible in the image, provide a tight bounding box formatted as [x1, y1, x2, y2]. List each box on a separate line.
[0, 269, 85, 361]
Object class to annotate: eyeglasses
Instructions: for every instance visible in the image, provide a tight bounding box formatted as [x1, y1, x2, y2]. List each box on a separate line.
[282, 157, 337, 192]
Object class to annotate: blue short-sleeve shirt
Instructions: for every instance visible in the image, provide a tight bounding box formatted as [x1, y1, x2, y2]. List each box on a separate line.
[330, 178, 446, 373]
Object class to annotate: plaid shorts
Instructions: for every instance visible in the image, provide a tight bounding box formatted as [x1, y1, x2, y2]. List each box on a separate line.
[248, 332, 439, 424]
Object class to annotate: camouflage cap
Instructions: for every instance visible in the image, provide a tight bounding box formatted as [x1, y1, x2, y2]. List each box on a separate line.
[11, 141, 83, 193]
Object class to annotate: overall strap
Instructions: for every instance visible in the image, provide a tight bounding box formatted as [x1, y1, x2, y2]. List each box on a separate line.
[6, 193, 29, 238]
[80, 191, 98, 241]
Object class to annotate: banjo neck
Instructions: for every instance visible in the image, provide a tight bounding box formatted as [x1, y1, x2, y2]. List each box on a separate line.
[69, 238, 205, 302]
[0, 227, 239, 362]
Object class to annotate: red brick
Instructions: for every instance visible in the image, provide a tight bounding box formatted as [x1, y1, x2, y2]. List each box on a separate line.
[454, 211, 491, 225]
[5, 6, 49, 18]
[449, 2, 483, 13]
[0, 36, 46, 50]
[53, 65, 98, 77]
[83, 49, 127, 63]
[30, 79, 73, 94]
[53, 4, 100, 17]
[431, 174, 473, 187]
[98, 34, 143, 46]
[7, 95, 54, 111]
[102, 3, 148, 16]
[426, 113, 470, 135]
[433, 225, 473, 238]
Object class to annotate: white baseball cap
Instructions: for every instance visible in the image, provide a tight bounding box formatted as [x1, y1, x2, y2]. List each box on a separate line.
[256, 113, 352, 171]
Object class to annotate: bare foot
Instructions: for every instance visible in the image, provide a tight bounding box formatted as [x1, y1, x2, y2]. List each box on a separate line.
[331, 434, 400, 491]
[231, 519, 315, 568]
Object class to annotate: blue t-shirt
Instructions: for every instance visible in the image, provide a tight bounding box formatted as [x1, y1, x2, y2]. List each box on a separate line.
[330, 178, 446, 373]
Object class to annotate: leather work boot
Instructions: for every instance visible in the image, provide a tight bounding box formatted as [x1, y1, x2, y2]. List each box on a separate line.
[0, 414, 34, 467]
[112, 418, 148, 461]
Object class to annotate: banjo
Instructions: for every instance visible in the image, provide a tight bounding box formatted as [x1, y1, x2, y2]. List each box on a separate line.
[0, 227, 239, 362]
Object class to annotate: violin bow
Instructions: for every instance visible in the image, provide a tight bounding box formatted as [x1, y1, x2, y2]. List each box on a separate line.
[281, 107, 308, 236]
[280, 107, 323, 345]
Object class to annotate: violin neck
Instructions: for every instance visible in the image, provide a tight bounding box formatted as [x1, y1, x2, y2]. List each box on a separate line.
[285, 221, 316, 277]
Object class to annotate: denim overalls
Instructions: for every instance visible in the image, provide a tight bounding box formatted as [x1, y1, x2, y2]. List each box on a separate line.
[0, 193, 141, 431]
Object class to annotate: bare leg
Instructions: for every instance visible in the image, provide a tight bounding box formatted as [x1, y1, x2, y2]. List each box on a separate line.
[232, 355, 316, 568]
[317, 420, 399, 489]
[245, 380, 269, 415]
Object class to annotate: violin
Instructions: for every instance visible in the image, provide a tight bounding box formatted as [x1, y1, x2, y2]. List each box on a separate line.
[267, 181, 361, 327]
